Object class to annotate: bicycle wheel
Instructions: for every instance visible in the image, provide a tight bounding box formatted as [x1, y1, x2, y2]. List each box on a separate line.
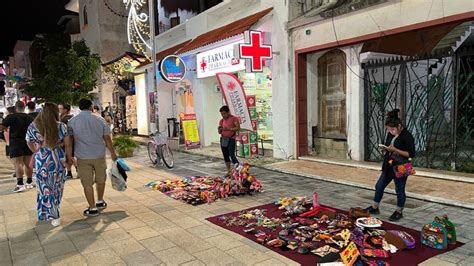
[147, 143, 158, 164]
[160, 144, 174, 169]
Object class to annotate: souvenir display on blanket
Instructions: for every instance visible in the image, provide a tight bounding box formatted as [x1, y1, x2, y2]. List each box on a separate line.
[146, 163, 262, 205]
[206, 194, 464, 265]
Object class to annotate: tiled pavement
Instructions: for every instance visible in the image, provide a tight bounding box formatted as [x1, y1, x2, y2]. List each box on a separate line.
[0, 144, 473, 265]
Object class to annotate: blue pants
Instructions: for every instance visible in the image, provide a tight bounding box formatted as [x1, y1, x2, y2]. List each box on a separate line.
[221, 139, 239, 164]
[374, 171, 408, 209]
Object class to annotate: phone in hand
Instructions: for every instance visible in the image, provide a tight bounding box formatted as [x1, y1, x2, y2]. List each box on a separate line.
[378, 144, 388, 149]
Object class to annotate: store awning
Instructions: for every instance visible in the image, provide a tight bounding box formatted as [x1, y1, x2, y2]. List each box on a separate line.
[361, 21, 464, 56]
[154, 7, 273, 62]
[102, 52, 150, 78]
[102, 52, 149, 67]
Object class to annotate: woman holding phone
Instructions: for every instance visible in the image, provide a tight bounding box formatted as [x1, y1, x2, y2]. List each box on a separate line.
[218, 106, 240, 176]
[365, 109, 415, 221]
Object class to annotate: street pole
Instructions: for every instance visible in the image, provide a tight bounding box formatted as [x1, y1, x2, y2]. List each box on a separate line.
[148, 0, 159, 132]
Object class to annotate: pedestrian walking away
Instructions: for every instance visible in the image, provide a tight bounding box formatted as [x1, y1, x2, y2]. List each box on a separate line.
[26, 101, 39, 119]
[67, 99, 118, 217]
[92, 105, 101, 117]
[0, 101, 34, 192]
[218, 105, 240, 176]
[59, 103, 75, 179]
[26, 103, 72, 227]
[2, 106, 16, 178]
[365, 109, 416, 222]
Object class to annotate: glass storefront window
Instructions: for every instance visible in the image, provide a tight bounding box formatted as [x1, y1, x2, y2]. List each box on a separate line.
[238, 67, 273, 142]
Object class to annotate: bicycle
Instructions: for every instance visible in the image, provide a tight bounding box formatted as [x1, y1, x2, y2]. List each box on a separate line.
[147, 131, 174, 169]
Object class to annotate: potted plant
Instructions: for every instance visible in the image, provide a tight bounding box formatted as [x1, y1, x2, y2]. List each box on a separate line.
[113, 135, 139, 158]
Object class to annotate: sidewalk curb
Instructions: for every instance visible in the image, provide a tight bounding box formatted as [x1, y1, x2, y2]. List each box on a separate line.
[173, 150, 474, 210]
[299, 156, 474, 184]
[261, 165, 474, 210]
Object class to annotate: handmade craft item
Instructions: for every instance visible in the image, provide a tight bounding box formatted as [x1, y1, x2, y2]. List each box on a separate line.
[147, 164, 262, 205]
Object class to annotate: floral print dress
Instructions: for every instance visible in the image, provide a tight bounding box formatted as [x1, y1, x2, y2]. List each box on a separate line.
[26, 122, 68, 221]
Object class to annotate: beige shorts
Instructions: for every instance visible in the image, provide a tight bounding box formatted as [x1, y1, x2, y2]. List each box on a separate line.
[77, 158, 107, 187]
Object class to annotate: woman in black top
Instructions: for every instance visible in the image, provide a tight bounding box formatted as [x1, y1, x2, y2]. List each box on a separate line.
[366, 109, 415, 221]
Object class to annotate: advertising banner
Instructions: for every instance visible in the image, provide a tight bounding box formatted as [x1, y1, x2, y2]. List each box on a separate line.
[180, 113, 201, 149]
[216, 73, 253, 131]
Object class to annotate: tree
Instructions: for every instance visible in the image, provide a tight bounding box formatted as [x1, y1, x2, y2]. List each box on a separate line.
[23, 39, 101, 105]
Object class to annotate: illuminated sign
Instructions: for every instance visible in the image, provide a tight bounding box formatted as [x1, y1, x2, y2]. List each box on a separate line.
[159, 55, 186, 83]
[196, 41, 245, 78]
[237, 30, 272, 72]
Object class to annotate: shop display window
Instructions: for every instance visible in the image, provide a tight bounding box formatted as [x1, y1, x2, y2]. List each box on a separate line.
[238, 67, 273, 142]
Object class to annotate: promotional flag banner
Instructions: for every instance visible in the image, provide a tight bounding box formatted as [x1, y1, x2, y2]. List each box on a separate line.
[216, 73, 253, 131]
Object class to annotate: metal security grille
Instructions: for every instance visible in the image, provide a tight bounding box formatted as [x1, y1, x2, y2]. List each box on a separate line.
[363, 46, 474, 173]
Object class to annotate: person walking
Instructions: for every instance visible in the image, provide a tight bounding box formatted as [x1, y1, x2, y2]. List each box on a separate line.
[0, 101, 35, 192]
[365, 109, 416, 221]
[58, 103, 73, 124]
[26, 101, 39, 119]
[26, 103, 72, 227]
[102, 111, 114, 133]
[2, 107, 16, 178]
[92, 105, 101, 117]
[59, 103, 75, 179]
[67, 99, 117, 217]
[218, 106, 240, 176]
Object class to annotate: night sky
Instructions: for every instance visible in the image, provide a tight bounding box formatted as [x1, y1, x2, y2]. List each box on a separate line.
[0, 0, 71, 60]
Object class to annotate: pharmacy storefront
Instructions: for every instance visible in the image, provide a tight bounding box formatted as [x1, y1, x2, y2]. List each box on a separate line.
[193, 38, 273, 156]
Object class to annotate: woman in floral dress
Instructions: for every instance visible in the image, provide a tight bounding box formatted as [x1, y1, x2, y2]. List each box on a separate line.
[26, 103, 72, 227]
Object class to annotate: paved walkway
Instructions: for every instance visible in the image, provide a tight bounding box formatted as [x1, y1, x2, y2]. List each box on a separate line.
[0, 144, 473, 265]
[266, 160, 474, 208]
[162, 141, 474, 208]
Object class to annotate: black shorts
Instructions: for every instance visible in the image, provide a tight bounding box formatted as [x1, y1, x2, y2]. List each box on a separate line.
[8, 139, 33, 158]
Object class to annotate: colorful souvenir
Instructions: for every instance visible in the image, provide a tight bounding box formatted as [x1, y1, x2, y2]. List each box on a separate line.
[312, 245, 339, 257]
[356, 217, 383, 228]
[340, 241, 360, 266]
[387, 230, 415, 249]
[435, 215, 457, 244]
[421, 221, 448, 250]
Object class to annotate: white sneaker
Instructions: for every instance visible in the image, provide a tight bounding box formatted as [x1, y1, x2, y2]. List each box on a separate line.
[51, 218, 61, 227]
[13, 185, 26, 193]
[25, 182, 35, 189]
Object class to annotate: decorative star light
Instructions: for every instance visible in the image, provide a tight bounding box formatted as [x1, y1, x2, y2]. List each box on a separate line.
[123, 0, 151, 57]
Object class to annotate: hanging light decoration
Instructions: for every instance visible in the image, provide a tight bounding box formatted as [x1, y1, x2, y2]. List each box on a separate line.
[123, 0, 151, 58]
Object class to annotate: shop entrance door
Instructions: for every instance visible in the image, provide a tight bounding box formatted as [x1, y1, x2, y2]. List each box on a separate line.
[315, 49, 347, 158]
[317, 49, 347, 139]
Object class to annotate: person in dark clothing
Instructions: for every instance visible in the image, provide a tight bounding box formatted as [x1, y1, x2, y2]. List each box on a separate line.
[365, 109, 416, 221]
[58, 103, 75, 178]
[27, 101, 39, 119]
[0, 101, 35, 192]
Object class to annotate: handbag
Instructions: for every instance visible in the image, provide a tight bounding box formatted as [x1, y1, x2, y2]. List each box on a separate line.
[220, 137, 231, 148]
[389, 154, 415, 178]
[435, 215, 457, 244]
[421, 220, 448, 250]
[220, 132, 235, 148]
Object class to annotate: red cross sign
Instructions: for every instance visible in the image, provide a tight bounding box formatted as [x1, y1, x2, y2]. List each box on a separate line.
[238, 30, 272, 72]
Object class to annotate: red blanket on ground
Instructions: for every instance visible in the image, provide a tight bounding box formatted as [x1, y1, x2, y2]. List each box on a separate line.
[206, 203, 463, 266]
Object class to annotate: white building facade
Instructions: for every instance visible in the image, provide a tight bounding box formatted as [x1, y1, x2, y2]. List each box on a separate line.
[290, 0, 474, 171]
[136, 0, 294, 159]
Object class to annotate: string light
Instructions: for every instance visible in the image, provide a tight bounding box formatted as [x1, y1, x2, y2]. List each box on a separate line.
[123, 0, 152, 58]
[104, 0, 128, 18]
